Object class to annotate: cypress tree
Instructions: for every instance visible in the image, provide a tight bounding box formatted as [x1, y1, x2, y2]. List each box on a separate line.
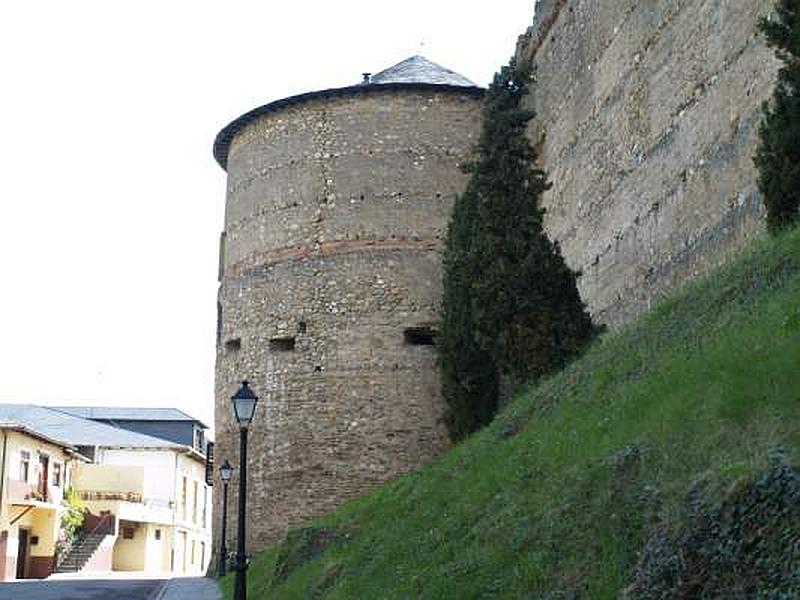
[440, 176, 499, 440]
[440, 59, 597, 441]
[755, 0, 800, 233]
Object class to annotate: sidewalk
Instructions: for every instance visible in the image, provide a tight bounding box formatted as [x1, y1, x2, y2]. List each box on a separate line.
[152, 577, 222, 600]
[48, 570, 165, 580]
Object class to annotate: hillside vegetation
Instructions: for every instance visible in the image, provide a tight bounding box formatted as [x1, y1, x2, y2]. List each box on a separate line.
[223, 226, 800, 598]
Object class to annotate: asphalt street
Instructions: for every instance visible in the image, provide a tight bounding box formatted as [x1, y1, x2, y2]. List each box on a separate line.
[0, 578, 166, 600]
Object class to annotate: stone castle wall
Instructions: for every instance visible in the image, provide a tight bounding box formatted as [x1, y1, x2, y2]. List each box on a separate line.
[517, 0, 778, 328]
[215, 88, 482, 550]
[213, 0, 782, 555]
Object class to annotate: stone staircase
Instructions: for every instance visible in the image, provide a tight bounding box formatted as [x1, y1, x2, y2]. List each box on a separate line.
[54, 531, 108, 573]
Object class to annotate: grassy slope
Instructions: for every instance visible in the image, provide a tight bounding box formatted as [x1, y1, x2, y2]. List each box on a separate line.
[223, 226, 800, 599]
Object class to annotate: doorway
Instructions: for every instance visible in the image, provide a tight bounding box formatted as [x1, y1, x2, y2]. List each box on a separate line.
[16, 529, 29, 579]
[0, 530, 8, 581]
[180, 531, 188, 573]
[37, 455, 49, 502]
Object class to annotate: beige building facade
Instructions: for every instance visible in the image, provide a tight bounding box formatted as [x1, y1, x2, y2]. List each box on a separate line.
[72, 447, 211, 575]
[0, 426, 82, 580]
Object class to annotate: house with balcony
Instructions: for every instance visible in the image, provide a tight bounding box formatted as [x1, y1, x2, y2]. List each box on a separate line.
[53, 405, 212, 574]
[0, 404, 211, 579]
[0, 421, 86, 580]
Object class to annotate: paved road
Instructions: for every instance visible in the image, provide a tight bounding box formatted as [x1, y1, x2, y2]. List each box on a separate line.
[0, 578, 166, 600]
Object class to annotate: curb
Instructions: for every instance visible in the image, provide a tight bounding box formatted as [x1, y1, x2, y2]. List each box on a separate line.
[146, 578, 222, 600]
[148, 579, 170, 600]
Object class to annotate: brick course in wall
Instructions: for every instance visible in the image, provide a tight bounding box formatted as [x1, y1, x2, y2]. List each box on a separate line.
[214, 87, 482, 552]
[517, 0, 778, 328]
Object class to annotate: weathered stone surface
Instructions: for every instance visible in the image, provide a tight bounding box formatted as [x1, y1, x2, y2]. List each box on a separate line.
[214, 88, 481, 552]
[517, 0, 778, 328]
[213, 0, 781, 558]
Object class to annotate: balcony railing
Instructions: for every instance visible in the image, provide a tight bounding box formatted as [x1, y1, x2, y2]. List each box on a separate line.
[77, 491, 174, 510]
[78, 490, 143, 503]
[7, 479, 53, 504]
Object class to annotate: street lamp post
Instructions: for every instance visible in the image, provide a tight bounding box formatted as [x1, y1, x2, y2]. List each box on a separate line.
[231, 380, 259, 600]
[217, 459, 233, 577]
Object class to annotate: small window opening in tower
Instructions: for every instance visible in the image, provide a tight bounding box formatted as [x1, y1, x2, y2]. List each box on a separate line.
[224, 338, 241, 353]
[218, 231, 227, 282]
[216, 303, 223, 345]
[403, 327, 436, 346]
[298, 321, 307, 334]
[269, 336, 296, 352]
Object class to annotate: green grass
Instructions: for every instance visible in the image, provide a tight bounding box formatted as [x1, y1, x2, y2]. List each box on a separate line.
[222, 226, 800, 599]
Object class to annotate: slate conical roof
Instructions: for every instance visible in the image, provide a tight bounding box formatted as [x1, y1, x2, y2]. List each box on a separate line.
[368, 55, 477, 87]
[213, 55, 483, 170]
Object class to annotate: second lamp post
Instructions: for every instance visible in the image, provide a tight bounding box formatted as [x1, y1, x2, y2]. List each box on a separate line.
[217, 459, 233, 577]
[231, 380, 259, 600]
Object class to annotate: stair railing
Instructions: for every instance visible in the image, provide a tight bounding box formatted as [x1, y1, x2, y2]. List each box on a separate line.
[56, 512, 114, 570]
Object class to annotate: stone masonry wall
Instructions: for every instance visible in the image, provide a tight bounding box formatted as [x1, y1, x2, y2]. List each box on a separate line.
[213, 0, 780, 557]
[517, 0, 778, 328]
[215, 88, 482, 552]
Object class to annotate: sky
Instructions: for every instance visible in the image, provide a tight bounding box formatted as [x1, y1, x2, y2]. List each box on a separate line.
[0, 1, 535, 433]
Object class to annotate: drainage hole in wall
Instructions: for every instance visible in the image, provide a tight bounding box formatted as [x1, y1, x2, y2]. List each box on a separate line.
[224, 338, 242, 352]
[403, 327, 436, 346]
[269, 337, 296, 352]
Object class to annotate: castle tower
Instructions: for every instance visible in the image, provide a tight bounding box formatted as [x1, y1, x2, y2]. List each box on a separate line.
[213, 55, 483, 551]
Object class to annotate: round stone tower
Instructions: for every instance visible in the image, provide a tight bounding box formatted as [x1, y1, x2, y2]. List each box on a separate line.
[213, 55, 483, 551]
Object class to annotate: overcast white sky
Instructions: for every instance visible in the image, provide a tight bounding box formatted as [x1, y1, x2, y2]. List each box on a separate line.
[0, 1, 535, 432]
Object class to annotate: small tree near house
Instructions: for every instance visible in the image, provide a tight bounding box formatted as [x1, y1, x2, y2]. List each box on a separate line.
[56, 487, 85, 560]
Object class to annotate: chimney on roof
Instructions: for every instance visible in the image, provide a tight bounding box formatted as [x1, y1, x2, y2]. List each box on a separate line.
[362, 72, 371, 85]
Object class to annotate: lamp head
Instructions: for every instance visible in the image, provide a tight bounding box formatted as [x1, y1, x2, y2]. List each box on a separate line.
[231, 380, 259, 429]
[219, 459, 233, 483]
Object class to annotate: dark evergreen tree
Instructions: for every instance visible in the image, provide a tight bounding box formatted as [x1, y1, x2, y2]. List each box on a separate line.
[440, 180, 499, 440]
[755, 0, 800, 233]
[440, 59, 597, 441]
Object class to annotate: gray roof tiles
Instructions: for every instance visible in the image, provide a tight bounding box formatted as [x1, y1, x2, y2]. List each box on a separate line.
[368, 55, 477, 87]
[54, 406, 206, 427]
[0, 404, 184, 450]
